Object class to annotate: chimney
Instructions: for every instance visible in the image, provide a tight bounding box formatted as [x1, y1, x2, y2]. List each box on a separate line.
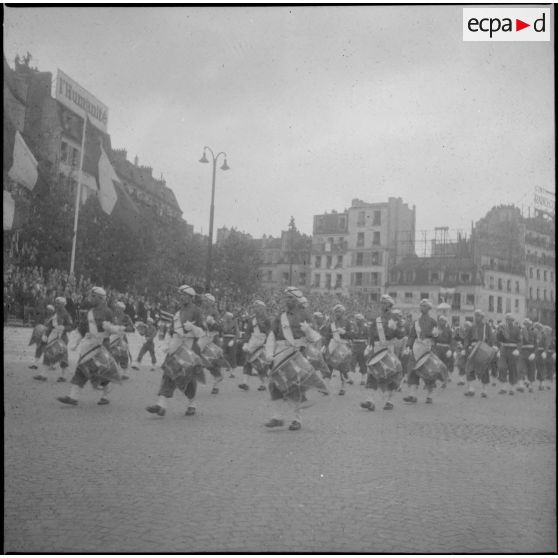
[134, 156, 139, 166]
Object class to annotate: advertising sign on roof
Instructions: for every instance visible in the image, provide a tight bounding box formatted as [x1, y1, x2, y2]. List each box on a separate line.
[55, 69, 109, 132]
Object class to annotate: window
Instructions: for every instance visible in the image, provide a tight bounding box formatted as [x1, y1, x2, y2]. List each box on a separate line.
[370, 292, 378, 302]
[536, 288, 540, 300]
[357, 211, 365, 226]
[338, 216, 346, 229]
[356, 252, 363, 266]
[497, 296, 503, 314]
[299, 272, 306, 285]
[404, 292, 413, 302]
[325, 274, 332, 289]
[335, 274, 342, 288]
[506, 298, 511, 313]
[488, 295, 494, 312]
[544, 270, 548, 281]
[283, 272, 289, 282]
[497, 278, 503, 290]
[506, 280, 511, 292]
[336, 255, 343, 268]
[529, 287, 533, 299]
[420, 292, 429, 301]
[389, 292, 397, 300]
[489, 276, 494, 289]
[462, 273, 470, 283]
[266, 270, 272, 281]
[373, 231, 381, 245]
[326, 255, 332, 268]
[529, 267, 533, 278]
[431, 272, 439, 282]
[452, 293, 461, 310]
[355, 272, 363, 286]
[515, 281, 520, 294]
[315, 256, 321, 268]
[371, 272, 379, 286]
[371, 252, 381, 265]
[373, 210, 381, 226]
[60, 141, 69, 163]
[466, 294, 475, 306]
[536, 269, 540, 280]
[72, 147, 81, 168]
[515, 298, 519, 310]
[543, 289, 547, 300]
[405, 271, 414, 282]
[314, 274, 320, 288]
[357, 232, 364, 247]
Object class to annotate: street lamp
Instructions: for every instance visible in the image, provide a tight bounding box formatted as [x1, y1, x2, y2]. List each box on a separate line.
[199, 146, 230, 292]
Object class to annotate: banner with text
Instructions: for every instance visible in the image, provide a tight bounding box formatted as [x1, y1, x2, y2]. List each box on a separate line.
[55, 69, 109, 132]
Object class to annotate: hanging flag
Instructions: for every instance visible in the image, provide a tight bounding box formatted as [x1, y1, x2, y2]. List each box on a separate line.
[3, 115, 38, 191]
[81, 116, 141, 233]
[3, 190, 30, 230]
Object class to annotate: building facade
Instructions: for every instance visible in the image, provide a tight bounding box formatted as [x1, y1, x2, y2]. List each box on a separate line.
[311, 197, 415, 302]
[523, 216, 555, 325]
[257, 230, 311, 289]
[4, 55, 185, 225]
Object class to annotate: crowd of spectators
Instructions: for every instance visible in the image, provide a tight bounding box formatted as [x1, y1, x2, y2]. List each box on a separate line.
[4, 261, 380, 327]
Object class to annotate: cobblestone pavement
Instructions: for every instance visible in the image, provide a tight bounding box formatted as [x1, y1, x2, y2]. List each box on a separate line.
[4, 327, 556, 553]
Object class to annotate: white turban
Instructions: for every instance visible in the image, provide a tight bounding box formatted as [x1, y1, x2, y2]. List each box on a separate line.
[92, 286, 106, 297]
[178, 285, 196, 297]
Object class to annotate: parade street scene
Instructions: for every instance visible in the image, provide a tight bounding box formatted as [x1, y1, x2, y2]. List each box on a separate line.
[3, 4, 555, 555]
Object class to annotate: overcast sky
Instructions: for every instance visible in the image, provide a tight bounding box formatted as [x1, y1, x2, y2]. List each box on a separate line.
[4, 5, 555, 240]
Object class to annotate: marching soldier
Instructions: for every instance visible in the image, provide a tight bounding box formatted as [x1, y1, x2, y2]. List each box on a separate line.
[495, 313, 521, 395]
[463, 309, 495, 398]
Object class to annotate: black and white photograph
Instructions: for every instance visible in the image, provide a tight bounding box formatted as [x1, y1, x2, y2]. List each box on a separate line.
[3, 3, 555, 554]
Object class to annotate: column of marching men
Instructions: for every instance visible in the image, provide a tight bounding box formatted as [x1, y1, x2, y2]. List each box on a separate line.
[26, 283, 556, 431]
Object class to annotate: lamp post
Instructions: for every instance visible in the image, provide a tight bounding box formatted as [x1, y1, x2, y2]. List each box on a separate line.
[199, 146, 230, 292]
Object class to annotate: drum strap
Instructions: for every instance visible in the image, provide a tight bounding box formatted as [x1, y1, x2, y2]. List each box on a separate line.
[253, 317, 261, 336]
[280, 313, 297, 346]
[376, 318, 386, 344]
[415, 320, 421, 339]
[88, 310, 99, 334]
[78, 344, 102, 364]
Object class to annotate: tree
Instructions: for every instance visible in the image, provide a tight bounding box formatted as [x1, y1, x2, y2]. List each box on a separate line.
[213, 230, 262, 304]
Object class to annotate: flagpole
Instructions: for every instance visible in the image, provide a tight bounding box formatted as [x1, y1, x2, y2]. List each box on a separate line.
[69, 114, 88, 276]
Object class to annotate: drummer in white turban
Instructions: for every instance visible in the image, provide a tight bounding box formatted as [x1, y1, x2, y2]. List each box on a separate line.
[110, 300, 135, 380]
[322, 304, 353, 395]
[542, 325, 555, 390]
[495, 313, 521, 395]
[198, 293, 227, 395]
[360, 294, 406, 411]
[518, 318, 537, 393]
[239, 299, 272, 392]
[351, 313, 370, 386]
[403, 299, 440, 404]
[28, 304, 56, 371]
[57, 287, 122, 406]
[263, 287, 326, 431]
[32, 297, 73, 383]
[533, 322, 549, 391]
[432, 315, 454, 386]
[462, 309, 495, 398]
[146, 285, 205, 417]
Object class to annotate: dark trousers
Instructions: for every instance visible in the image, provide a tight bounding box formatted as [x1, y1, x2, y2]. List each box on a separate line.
[498, 348, 518, 385]
[137, 339, 156, 364]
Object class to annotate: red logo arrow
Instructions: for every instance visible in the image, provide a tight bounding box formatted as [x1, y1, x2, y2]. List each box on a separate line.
[516, 18, 530, 31]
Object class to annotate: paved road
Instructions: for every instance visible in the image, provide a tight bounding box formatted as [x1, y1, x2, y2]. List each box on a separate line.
[4, 326, 556, 553]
